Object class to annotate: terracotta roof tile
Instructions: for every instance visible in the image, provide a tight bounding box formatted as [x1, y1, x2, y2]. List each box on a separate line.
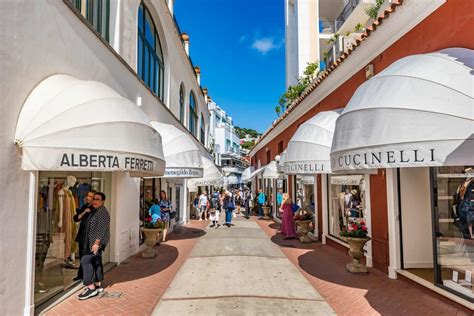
[253, 0, 404, 149]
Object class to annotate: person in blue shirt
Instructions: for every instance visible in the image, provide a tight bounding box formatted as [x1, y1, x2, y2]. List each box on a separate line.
[148, 199, 161, 224]
[257, 189, 267, 219]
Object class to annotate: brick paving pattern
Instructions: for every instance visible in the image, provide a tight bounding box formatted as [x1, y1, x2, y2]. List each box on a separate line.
[44, 220, 208, 316]
[255, 219, 472, 315]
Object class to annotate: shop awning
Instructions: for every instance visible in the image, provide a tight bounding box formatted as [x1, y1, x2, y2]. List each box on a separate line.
[241, 166, 255, 182]
[284, 111, 339, 174]
[14, 75, 165, 176]
[188, 156, 223, 187]
[262, 161, 285, 179]
[150, 122, 203, 178]
[277, 150, 286, 173]
[331, 48, 474, 171]
[224, 174, 240, 185]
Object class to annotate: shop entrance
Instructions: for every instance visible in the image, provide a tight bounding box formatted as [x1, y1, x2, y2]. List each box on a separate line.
[35, 171, 111, 306]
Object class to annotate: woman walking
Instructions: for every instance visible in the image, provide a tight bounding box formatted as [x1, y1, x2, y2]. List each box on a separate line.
[279, 193, 297, 239]
[159, 191, 172, 242]
[223, 191, 235, 227]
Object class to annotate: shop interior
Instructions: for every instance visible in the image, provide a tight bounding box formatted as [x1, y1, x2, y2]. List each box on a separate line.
[327, 175, 367, 241]
[35, 171, 111, 305]
[400, 166, 474, 301]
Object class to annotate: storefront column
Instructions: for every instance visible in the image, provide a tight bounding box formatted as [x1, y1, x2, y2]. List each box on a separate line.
[182, 180, 188, 224]
[364, 174, 373, 268]
[25, 171, 38, 316]
[321, 175, 328, 245]
[314, 175, 319, 238]
[386, 168, 401, 279]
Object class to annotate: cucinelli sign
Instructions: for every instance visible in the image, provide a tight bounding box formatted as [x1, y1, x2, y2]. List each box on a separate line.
[284, 162, 329, 174]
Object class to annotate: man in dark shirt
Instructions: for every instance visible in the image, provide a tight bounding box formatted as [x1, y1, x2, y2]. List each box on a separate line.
[73, 190, 96, 281]
[78, 192, 110, 300]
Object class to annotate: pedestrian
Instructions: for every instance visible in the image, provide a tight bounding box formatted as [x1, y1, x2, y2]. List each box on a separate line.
[192, 193, 199, 219]
[244, 188, 253, 219]
[159, 191, 172, 242]
[235, 190, 243, 215]
[148, 198, 161, 223]
[78, 192, 110, 300]
[209, 191, 220, 228]
[279, 193, 297, 239]
[223, 190, 235, 227]
[73, 190, 96, 281]
[198, 191, 209, 221]
[257, 189, 266, 219]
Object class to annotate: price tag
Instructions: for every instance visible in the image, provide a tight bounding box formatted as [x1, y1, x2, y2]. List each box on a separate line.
[465, 270, 472, 283]
[452, 270, 459, 283]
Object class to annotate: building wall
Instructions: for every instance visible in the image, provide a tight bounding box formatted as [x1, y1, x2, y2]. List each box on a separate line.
[252, 0, 474, 274]
[0, 1, 209, 314]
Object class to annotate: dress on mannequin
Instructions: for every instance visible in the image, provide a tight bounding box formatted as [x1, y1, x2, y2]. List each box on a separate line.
[63, 176, 77, 262]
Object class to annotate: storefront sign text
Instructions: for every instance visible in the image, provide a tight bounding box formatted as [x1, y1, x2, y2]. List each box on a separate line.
[333, 149, 436, 168]
[60, 153, 155, 171]
[284, 162, 326, 174]
[164, 168, 203, 178]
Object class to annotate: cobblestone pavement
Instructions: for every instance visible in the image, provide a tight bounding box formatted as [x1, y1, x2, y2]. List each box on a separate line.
[255, 219, 472, 316]
[44, 220, 209, 316]
[153, 215, 335, 315]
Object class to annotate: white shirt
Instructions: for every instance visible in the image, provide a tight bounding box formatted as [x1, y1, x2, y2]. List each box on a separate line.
[199, 194, 208, 207]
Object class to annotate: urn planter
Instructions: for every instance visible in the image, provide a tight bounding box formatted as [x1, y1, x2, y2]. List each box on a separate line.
[343, 236, 370, 273]
[296, 220, 313, 243]
[141, 228, 162, 258]
[262, 206, 271, 219]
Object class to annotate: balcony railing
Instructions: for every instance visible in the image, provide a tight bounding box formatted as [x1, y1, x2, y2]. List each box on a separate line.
[335, 0, 362, 31]
[319, 20, 336, 34]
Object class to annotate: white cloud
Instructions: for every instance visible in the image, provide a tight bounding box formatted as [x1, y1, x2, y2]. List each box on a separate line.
[251, 37, 279, 55]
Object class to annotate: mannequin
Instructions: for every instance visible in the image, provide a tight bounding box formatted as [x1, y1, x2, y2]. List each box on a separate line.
[62, 176, 78, 263]
[455, 177, 474, 238]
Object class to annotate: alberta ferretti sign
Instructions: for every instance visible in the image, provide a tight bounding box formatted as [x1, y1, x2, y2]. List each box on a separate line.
[20, 147, 165, 176]
[331, 148, 437, 171]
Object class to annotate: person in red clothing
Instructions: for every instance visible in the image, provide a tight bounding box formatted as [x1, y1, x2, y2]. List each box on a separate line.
[279, 193, 297, 239]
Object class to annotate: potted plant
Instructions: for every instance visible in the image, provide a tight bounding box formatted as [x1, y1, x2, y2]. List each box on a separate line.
[294, 208, 313, 243]
[340, 220, 370, 273]
[141, 218, 165, 258]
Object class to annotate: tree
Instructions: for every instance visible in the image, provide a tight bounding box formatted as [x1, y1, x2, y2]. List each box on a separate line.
[234, 126, 260, 139]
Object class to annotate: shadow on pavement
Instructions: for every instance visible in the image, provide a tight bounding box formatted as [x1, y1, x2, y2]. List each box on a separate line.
[167, 226, 207, 240]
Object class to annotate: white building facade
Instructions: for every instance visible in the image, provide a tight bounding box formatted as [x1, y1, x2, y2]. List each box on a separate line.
[0, 0, 211, 314]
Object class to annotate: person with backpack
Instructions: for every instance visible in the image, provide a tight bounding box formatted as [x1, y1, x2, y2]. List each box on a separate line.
[223, 190, 235, 227]
[209, 192, 221, 228]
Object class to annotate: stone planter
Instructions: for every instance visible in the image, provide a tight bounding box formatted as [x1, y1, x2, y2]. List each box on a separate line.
[296, 220, 313, 243]
[141, 228, 162, 258]
[262, 206, 271, 219]
[343, 236, 371, 273]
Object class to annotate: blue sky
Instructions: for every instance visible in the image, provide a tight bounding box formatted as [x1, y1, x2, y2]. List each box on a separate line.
[174, 0, 285, 133]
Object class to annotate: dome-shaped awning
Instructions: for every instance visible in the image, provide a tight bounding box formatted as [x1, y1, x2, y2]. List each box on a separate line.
[150, 122, 203, 178]
[285, 111, 339, 174]
[262, 161, 285, 179]
[188, 156, 223, 187]
[224, 174, 240, 185]
[276, 150, 286, 173]
[241, 166, 255, 182]
[14, 75, 165, 176]
[331, 48, 474, 171]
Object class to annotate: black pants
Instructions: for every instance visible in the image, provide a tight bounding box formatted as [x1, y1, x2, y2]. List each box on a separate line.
[81, 250, 104, 286]
[76, 243, 85, 279]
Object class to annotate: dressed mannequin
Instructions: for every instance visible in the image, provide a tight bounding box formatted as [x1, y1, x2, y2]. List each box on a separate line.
[62, 176, 78, 263]
[455, 177, 474, 238]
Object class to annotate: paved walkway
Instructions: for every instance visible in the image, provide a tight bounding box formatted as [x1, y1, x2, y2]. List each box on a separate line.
[153, 216, 335, 315]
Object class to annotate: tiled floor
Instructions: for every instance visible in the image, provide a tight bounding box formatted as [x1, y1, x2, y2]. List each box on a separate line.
[43, 220, 208, 316]
[255, 219, 472, 315]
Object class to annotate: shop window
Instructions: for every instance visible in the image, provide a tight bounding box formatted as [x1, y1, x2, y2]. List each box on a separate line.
[275, 178, 287, 218]
[327, 174, 367, 241]
[200, 114, 205, 145]
[432, 166, 474, 301]
[179, 83, 185, 124]
[68, 0, 110, 42]
[35, 171, 111, 305]
[137, 2, 165, 100]
[188, 91, 197, 136]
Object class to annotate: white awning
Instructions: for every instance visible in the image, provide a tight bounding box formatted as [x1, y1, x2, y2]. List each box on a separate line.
[224, 174, 240, 185]
[276, 150, 286, 173]
[262, 161, 285, 179]
[150, 122, 203, 178]
[241, 166, 255, 182]
[331, 48, 474, 171]
[285, 111, 339, 174]
[188, 156, 223, 187]
[14, 75, 165, 176]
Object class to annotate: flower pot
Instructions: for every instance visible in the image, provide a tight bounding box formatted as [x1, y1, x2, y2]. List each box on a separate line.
[296, 220, 313, 243]
[262, 206, 271, 219]
[343, 236, 370, 273]
[141, 228, 162, 258]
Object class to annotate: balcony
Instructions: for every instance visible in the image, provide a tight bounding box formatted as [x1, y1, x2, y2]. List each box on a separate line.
[334, 0, 375, 34]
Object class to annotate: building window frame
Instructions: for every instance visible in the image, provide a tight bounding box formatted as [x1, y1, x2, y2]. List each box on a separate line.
[200, 114, 205, 145]
[137, 2, 165, 100]
[179, 83, 185, 124]
[188, 91, 197, 136]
